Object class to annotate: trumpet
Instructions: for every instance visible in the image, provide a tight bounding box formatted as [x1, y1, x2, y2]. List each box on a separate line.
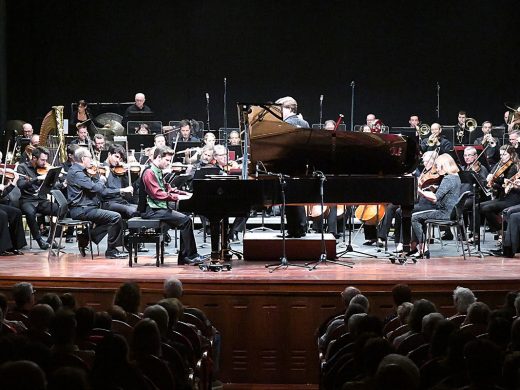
[427, 133, 440, 147]
[418, 123, 430, 136]
[482, 133, 497, 148]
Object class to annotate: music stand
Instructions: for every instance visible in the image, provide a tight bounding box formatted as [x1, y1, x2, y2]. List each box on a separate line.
[389, 127, 417, 138]
[441, 126, 456, 146]
[312, 124, 347, 131]
[459, 170, 490, 258]
[39, 167, 64, 256]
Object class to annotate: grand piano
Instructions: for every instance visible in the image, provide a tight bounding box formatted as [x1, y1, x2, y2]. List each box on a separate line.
[179, 103, 420, 254]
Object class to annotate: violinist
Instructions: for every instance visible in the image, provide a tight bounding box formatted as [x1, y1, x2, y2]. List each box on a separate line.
[184, 132, 215, 164]
[100, 144, 138, 219]
[67, 147, 127, 259]
[0, 169, 27, 255]
[459, 146, 489, 243]
[420, 123, 453, 155]
[473, 121, 500, 166]
[408, 154, 462, 258]
[16, 146, 63, 250]
[480, 145, 520, 236]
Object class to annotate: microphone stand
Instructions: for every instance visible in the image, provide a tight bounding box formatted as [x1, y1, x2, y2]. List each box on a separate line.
[350, 81, 355, 132]
[265, 172, 310, 272]
[306, 172, 353, 269]
[206, 93, 211, 132]
[436, 82, 440, 120]
[319, 95, 323, 128]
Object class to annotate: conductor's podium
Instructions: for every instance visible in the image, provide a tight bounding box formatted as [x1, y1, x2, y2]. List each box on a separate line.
[243, 232, 336, 262]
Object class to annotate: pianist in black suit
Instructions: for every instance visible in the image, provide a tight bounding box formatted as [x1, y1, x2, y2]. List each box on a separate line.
[275, 96, 309, 237]
[420, 123, 453, 155]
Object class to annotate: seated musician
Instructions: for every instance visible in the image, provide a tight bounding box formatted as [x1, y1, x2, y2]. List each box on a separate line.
[480, 145, 520, 236]
[185, 132, 215, 164]
[473, 121, 500, 166]
[409, 115, 420, 129]
[508, 130, 520, 152]
[460, 146, 489, 244]
[496, 176, 520, 257]
[100, 144, 138, 219]
[93, 134, 106, 161]
[22, 123, 34, 139]
[70, 122, 91, 147]
[16, 146, 63, 250]
[275, 96, 309, 237]
[323, 120, 336, 131]
[420, 123, 453, 155]
[123, 93, 152, 127]
[136, 123, 150, 134]
[179, 119, 200, 142]
[454, 110, 470, 145]
[408, 153, 462, 258]
[154, 134, 166, 149]
[391, 151, 439, 252]
[139, 146, 203, 265]
[19, 134, 40, 164]
[67, 147, 127, 259]
[228, 130, 241, 145]
[0, 170, 27, 255]
[70, 99, 91, 131]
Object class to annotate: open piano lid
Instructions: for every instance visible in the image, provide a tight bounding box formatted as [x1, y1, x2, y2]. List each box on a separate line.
[246, 103, 420, 176]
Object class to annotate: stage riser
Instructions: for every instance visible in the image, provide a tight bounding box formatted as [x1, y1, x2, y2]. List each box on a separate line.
[243, 232, 336, 261]
[0, 280, 514, 385]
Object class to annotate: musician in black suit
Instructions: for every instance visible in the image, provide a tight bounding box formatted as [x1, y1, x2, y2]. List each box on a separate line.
[0, 173, 27, 255]
[480, 145, 520, 234]
[69, 122, 92, 147]
[179, 120, 200, 142]
[454, 110, 470, 145]
[420, 123, 453, 155]
[17, 146, 62, 250]
[473, 121, 500, 166]
[276, 96, 308, 237]
[70, 100, 92, 131]
[123, 93, 152, 128]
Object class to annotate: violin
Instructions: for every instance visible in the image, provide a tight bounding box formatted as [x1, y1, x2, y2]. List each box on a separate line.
[85, 165, 107, 177]
[111, 165, 127, 176]
[418, 166, 442, 192]
[487, 159, 513, 188]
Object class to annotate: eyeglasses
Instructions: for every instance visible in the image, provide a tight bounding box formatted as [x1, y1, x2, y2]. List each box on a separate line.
[463, 154, 476, 157]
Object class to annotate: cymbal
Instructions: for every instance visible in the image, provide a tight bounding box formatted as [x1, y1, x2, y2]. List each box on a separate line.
[95, 112, 123, 126]
[6, 119, 26, 135]
[96, 128, 115, 137]
[99, 120, 124, 136]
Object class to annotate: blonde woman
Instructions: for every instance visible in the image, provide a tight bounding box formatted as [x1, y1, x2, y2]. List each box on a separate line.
[408, 153, 461, 258]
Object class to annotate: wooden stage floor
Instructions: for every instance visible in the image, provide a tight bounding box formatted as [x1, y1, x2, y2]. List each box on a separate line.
[1, 250, 519, 386]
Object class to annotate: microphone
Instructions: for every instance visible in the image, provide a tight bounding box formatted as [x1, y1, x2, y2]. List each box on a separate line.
[320, 94, 323, 102]
[255, 162, 259, 178]
[206, 93, 209, 103]
[437, 82, 440, 90]
[350, 81, 355, 87]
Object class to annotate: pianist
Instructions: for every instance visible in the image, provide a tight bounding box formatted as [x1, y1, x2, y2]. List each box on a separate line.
[275, 96, 308, 238]
[139, 146, 204, 265]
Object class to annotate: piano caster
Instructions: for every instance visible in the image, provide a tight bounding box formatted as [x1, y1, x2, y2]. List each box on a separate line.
[389, 255, 416, 265]
[199, 262, 232, 272]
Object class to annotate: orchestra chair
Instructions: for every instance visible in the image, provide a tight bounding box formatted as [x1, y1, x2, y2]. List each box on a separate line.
[48, 190, 94, 260]
[423, 191, 472, 259]
[126, 217, 167, 267]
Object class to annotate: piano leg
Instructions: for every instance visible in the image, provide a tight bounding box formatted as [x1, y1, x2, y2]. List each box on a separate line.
[401, 204, 412, 253]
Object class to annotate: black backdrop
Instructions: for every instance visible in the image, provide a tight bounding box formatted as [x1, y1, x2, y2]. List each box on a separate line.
[4, 0, 520, 133]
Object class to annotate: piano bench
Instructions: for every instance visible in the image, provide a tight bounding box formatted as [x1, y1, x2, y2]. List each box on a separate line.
[127, 218, 168, 267]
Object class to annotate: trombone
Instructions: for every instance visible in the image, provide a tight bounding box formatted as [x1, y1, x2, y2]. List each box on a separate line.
[465, 118, 478, 131]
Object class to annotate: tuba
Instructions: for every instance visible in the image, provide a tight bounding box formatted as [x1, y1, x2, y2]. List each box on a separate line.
[39, 106, 66, 164]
